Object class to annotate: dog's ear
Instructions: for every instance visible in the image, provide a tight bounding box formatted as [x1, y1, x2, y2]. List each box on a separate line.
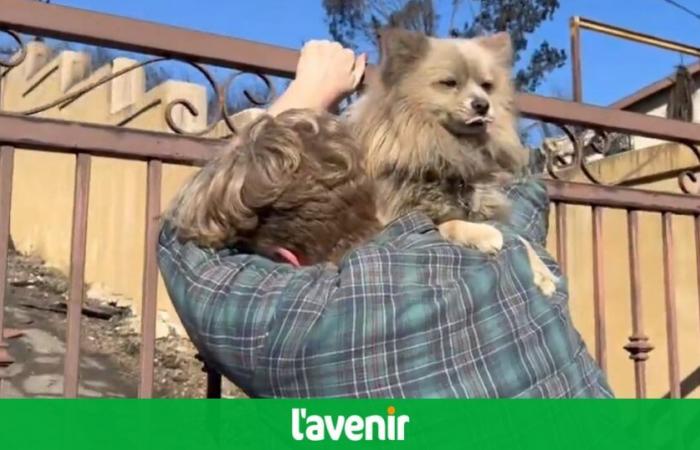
[377, 27, 429, 85]
[475, 32, 513, 67]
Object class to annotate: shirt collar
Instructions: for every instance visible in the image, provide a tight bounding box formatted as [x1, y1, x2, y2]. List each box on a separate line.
[371, 212, 437, 245]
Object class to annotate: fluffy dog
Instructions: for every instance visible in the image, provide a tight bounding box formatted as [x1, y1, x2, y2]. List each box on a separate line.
[166, 109, 379, 266]
[348, 28, 556, 295]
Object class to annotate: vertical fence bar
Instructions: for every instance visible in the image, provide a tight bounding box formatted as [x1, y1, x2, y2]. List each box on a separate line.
[0, 146, 15, 367]
[570, 16, 583, 103]
[206, 368, 222, 399]
[662, 212, 681, 398]
[63, 153, 91, 398]
[138, 159, 162, 398]
[555, 202, 568, 276]
[623, 210, 653, 398]
[591, 206, 607, 373]
[696, 215, 700, 356]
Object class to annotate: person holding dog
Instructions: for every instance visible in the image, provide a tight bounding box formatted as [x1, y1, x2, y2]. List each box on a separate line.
[158, 40, 612, 398]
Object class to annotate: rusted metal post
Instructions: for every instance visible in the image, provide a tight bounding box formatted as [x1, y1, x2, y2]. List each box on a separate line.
[662, 212, 680, 398]
[555, 202, 568, 276]
[545, 179, 700, 215]
[623, 210, 653, 398]
[0, 146, 15, 367]
[591, 206, 607, 373]
[195, 353, 223, 398]
[570, 16, 582, 103]
[138, 159, 162, 398]
[569, 16, 700, 104]
[578, 17, 700, 58]
[696, 215, 700, 363]
[206, 369, 222, 399]
[63, 153, 91, 397]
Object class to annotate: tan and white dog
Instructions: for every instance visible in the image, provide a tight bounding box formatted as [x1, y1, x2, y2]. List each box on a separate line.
[348, 28, 557, 295]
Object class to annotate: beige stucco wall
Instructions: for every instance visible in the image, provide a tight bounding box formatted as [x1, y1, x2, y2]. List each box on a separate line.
[4, 43, 700, 397]
[546, 143, 700, 398]
[1, 42, 204, 335]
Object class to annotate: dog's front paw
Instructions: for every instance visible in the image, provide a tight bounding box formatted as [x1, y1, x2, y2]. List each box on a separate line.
[438, 220, 503, 255]
[533, 266, 557, 297]
[518, 237, 558, 297]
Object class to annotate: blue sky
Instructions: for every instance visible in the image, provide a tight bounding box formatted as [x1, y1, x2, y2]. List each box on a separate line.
[39, 0, 700, 106]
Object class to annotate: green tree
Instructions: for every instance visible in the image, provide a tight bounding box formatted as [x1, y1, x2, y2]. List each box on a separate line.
[322, 0, 566, 92]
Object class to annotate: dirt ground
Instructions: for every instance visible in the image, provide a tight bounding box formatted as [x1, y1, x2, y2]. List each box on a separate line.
[0, 246, 245, 398]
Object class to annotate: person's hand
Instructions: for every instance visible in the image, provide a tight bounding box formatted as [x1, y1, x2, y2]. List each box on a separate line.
[268, 41, 366, 115]
[294, 40, 366, 108]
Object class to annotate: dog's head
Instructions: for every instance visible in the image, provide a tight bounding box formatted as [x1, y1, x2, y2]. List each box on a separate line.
[377, 28, 515, 140]
[167, 109, 376, 264]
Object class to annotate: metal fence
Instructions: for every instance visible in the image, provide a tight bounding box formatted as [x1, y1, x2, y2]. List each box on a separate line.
[0, 0, 699, 398]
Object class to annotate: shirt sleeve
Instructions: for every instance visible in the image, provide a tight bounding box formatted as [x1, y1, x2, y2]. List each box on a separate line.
[157, 222, 341, 392]
[504, 177, 550, 247]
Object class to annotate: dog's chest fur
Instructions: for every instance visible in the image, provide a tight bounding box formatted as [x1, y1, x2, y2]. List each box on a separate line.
[375, 154, 512, 226]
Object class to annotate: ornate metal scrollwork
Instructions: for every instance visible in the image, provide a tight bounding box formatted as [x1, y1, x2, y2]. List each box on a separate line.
[678, 143, 700, 195]
[0, 30, 27, 69]
[165, 69, 275, 138]
[539, 122, 620, 185]
[0, 31, 276, 138]
[623, 334, 654, 362]
[536, 122, 700, 191]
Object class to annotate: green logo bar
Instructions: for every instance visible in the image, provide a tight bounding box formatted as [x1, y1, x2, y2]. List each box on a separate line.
[1, 399, 698, 449]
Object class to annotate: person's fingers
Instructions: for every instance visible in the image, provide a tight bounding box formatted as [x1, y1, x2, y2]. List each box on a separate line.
[298, 41, 314, 66]
[351, 53, 367, 89]
[297, 40, 326, 73]
[341, 48, 355, 64]
[301, 40, 319, 52]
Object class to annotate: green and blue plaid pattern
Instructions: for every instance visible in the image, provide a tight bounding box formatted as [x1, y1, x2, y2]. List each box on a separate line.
[158, 178, 612, 398]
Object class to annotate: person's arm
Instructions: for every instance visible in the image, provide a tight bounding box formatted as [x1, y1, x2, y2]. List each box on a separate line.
[226, 41, 365, 145]
[504, 177, 550, 246]
[157, 222, 340, 393]
[158, 41, 365, 392]
[267, 41, 366, 116]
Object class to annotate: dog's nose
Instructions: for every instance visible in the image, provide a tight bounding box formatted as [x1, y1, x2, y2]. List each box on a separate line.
[471, 98, 490, 115]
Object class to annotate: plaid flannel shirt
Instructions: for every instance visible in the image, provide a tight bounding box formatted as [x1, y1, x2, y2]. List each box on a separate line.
[158, 178, 613, 398]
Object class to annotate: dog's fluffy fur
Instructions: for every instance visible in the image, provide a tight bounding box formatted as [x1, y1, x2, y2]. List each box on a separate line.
[348, 28, 527, 226]
[348, 28, 556, 294]
[166, 109, 379, 265]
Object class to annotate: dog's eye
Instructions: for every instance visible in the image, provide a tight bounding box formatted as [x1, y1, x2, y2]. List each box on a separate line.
[481, 81, 494, 92]
[439, 79, 458, 88]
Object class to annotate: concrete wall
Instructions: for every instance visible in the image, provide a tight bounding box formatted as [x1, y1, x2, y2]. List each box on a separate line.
[1, 42, 203, 335]
[545, 143, 700, 398]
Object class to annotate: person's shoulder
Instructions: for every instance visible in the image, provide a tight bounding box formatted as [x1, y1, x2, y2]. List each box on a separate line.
[505, 177, 548, 207]
[363, 212, 440, 248]
[336, 212, 489, 279]
[505, 177, 550, 246]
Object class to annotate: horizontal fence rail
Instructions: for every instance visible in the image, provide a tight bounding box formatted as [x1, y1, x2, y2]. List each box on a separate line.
[546, 180, 700, 215]
[1, 112, 698, 215]
[0, 113, 224, 164]
[0, 0, 299, 77]
[3, 0, 700, 142]
[0, 0, 699, 399]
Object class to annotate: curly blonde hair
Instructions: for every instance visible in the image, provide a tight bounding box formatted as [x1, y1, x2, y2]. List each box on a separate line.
[166, 108, 378, 264]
